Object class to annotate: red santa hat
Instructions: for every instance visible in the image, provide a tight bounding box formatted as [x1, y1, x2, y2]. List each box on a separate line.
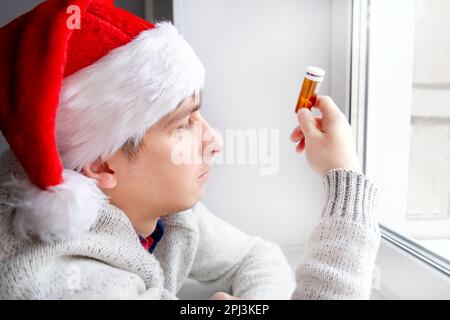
[0, 0, 205, 241]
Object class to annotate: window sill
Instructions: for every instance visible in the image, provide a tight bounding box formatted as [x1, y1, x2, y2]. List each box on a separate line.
[374, 235, 450, 299]
[178, 244, 391, 300]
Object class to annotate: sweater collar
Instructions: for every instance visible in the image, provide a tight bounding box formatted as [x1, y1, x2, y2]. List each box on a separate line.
[138, 219, 164, 253]
[99, 201, 165, 254]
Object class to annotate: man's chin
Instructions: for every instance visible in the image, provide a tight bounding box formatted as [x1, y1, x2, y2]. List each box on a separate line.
[184, 191, 204, 211]
[162, 191, 204, 216]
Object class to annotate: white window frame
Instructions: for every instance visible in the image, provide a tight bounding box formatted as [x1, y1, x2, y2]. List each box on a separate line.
[350, 0, 450, 299]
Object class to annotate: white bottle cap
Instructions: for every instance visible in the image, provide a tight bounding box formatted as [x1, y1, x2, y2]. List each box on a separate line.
[305, 66, 326, 82]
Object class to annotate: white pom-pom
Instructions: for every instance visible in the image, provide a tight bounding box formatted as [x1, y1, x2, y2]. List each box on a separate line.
[3, 170, 108, 242]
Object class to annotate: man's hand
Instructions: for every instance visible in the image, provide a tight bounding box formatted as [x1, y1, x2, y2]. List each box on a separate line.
[209, 292, 244, 300]
[290, 96, 362, 176]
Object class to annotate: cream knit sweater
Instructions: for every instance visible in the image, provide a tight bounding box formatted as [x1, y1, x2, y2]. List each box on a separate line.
[0, 150, 380, 299]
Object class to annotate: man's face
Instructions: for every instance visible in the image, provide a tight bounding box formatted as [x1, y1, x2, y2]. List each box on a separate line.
[106, 94, 223, 219]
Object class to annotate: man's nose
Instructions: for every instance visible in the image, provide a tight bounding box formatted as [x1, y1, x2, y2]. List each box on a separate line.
[202, 120, 223, 156]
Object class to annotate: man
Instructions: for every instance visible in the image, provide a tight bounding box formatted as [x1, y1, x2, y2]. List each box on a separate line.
[0, 0, 380, 299]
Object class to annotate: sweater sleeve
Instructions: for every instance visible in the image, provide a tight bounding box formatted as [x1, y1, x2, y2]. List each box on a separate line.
[291, 169, 381, 300]
[189, 202, 296, 299]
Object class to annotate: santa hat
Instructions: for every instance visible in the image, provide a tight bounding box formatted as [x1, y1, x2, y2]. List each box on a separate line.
[0, 0, 205, 241]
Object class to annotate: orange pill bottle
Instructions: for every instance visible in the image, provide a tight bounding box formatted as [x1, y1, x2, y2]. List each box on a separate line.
[295, 66, 325, 113]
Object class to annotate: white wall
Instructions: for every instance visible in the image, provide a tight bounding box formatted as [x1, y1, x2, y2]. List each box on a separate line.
[173, 0, 341, 246]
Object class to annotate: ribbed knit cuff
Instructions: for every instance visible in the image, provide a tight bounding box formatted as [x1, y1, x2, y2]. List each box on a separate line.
[321, 169, 379, 229]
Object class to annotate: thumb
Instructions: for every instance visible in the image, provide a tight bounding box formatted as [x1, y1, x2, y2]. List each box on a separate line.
[297, 108, 319, 138]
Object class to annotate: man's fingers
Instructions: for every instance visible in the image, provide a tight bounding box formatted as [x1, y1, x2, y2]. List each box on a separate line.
[291, 115, 322, 142]
[314, 96, 344, 120]
[296, 108, 320, 138]
[210, 292, 242, 300]
[295, 139, 305, 153]
[290, 126, 304, 142]
[314, 116, 323, 132]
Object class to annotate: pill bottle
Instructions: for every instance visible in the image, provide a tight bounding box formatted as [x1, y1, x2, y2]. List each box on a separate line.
[295, 66, 325, 113]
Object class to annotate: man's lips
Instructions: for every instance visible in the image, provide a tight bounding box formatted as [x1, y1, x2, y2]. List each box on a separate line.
[198, 170, 210, 179]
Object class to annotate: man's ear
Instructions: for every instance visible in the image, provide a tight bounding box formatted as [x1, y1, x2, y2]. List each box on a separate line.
[82, 160, 117, 189]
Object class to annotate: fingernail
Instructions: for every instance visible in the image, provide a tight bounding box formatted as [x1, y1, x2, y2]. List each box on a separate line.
[298, 108, 309, 117]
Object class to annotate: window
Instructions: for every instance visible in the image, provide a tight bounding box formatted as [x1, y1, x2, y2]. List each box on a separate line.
[352, 0, 449, 273]
[406, 0, 450, 262]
